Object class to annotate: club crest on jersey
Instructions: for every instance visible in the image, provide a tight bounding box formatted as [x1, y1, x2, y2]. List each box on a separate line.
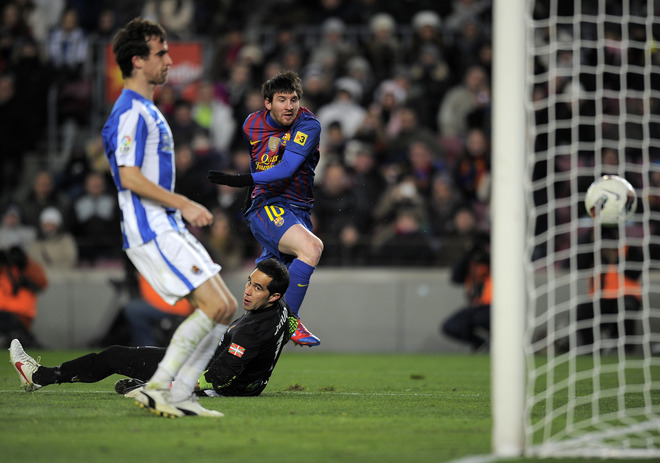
[264, 205, 285, 227]
[267, 136, 281, 152]
[191, 265, 202, 275]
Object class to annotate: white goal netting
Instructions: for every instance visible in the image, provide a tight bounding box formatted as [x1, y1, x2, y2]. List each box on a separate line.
[522, 0, 660, 458]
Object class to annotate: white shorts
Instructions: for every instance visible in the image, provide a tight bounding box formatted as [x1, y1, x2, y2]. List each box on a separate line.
[125, 229, 221, 305]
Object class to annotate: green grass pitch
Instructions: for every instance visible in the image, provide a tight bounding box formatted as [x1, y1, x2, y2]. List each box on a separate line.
[0, 350, 656, 463]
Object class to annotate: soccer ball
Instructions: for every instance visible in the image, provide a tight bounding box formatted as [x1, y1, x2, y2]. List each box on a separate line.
[584, 175, 637, 225]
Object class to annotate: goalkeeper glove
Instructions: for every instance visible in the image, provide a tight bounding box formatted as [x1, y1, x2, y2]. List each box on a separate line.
[207, 171, 254, 187]
[197, 370, 214, 391]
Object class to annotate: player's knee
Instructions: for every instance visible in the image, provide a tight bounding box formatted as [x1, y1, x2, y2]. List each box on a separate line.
[304, 235, 324, 264]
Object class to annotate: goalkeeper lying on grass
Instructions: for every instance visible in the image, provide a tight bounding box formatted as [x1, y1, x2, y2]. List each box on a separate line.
[9, 258, 297, 398]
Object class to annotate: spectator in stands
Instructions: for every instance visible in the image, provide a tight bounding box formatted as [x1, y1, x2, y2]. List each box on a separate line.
[308, 18, 357, 77]
[192, 81, 236, 157]
[373, 172, 429, 238]
[95, 8, 118, 40]
[102, 0, 143, 30]
[0, 73, 27, 200]
[224, 61, 255, 111]
[384, 105, 441, 166]
[173, 143, 211, 209]
[280, 44, 305, 77]
[437, 204, 481, 266]
[437, 65, 490, 157]
[168, 98, 209, 148]
[344, 141, 387, 235]
[47, 7, 90, 156]
[300, 66, 332, 113]
[0, 2, 32, 72]
[453, 127, 491, 207]
[154, 84, 177, 119]
[123, 271, 195, 347]
[6, 37, 51, 155]
[371, 205, 437, 267]
[406, 10, 446, 67]
[0, 204, 36, 251]
[444, 0, 491, 38]
[447, 15, 489, 82]
[364, 12, 402, 83]
[141, 0, 195, 40]
[341, 0, 385, 27]
[323, 121, 348, 162]
[260, 25, 298, 67]
[313, 161, 360, 266]
[47, 8, 88, 81]
[70, 171, 120, 264]
[208, 24, 246, 81]
[405, 140, 446, 199]
[345, 56, 375, 106]
[207, 180, 256, 262]
[441, 231, 491, 352]
[16, 0, 65, 45]
[87, 8, 119, 62]
[27, 206, 78, 270]
[407, 11, 452, 130]
[84, 134, 113, 185]
[373, 78, 408, 139]
[200, 208, 245, 273]
[307, 0, 352, 26]
[427, 174, 465, 238]
[55, 143, 92, 200]
[0, 244, 48, 348]
[17, 170, 71, 230]
[316, 76, 366, 147]
[229, 87, 263, 149]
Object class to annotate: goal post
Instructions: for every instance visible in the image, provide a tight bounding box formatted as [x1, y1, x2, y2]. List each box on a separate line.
[492, 0, 660, 458]
[491, 0, 527, 456]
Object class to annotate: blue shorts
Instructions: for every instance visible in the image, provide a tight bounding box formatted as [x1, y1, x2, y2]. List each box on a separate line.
[247, 201, 312, 266]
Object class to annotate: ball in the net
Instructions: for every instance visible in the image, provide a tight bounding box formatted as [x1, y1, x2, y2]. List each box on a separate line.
[584, 175, 637, 225]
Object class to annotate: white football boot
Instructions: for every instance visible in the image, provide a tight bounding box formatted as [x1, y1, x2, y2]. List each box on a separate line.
[9, 339, 42, 392]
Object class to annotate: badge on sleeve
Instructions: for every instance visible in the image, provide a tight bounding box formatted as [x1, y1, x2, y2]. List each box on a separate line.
[229, 343, 245, 358]
[293, 131, 308, 146]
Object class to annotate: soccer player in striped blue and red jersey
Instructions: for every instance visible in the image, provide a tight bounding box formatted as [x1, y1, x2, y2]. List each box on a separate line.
[208, 70, 322, 347]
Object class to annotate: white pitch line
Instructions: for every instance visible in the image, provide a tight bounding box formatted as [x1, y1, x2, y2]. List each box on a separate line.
[1, 389, 480, 398]
[446, 455, 501, 463]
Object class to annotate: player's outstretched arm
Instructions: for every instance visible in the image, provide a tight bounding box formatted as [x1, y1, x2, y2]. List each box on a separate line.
[207, 150, 305, 188]
[207, 171, 254, 187]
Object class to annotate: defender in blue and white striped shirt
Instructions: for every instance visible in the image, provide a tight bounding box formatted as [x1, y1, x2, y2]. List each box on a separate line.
[101, 18, 236, 418]
[103, 88, 182, 249]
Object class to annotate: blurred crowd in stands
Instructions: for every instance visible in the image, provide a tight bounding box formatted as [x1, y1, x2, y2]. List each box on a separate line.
[0, 0, 497, 270]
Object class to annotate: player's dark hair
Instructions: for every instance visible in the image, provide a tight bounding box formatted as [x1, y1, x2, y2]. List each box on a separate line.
[112, 17, 166, 78]
[261, 70, 303, 102]
[256, 258, 290, 296]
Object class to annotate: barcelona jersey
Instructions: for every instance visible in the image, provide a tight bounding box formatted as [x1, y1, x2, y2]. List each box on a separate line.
[242, 107, 321, 213]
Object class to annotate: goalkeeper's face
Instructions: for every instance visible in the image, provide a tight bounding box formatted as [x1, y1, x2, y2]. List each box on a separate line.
[265, 91, 300, 127]
[243, 269, 281, 311]
[141, 37, 172, 86]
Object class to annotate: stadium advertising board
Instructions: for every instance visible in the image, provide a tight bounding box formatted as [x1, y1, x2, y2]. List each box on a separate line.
[104, 42, 203, 103]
